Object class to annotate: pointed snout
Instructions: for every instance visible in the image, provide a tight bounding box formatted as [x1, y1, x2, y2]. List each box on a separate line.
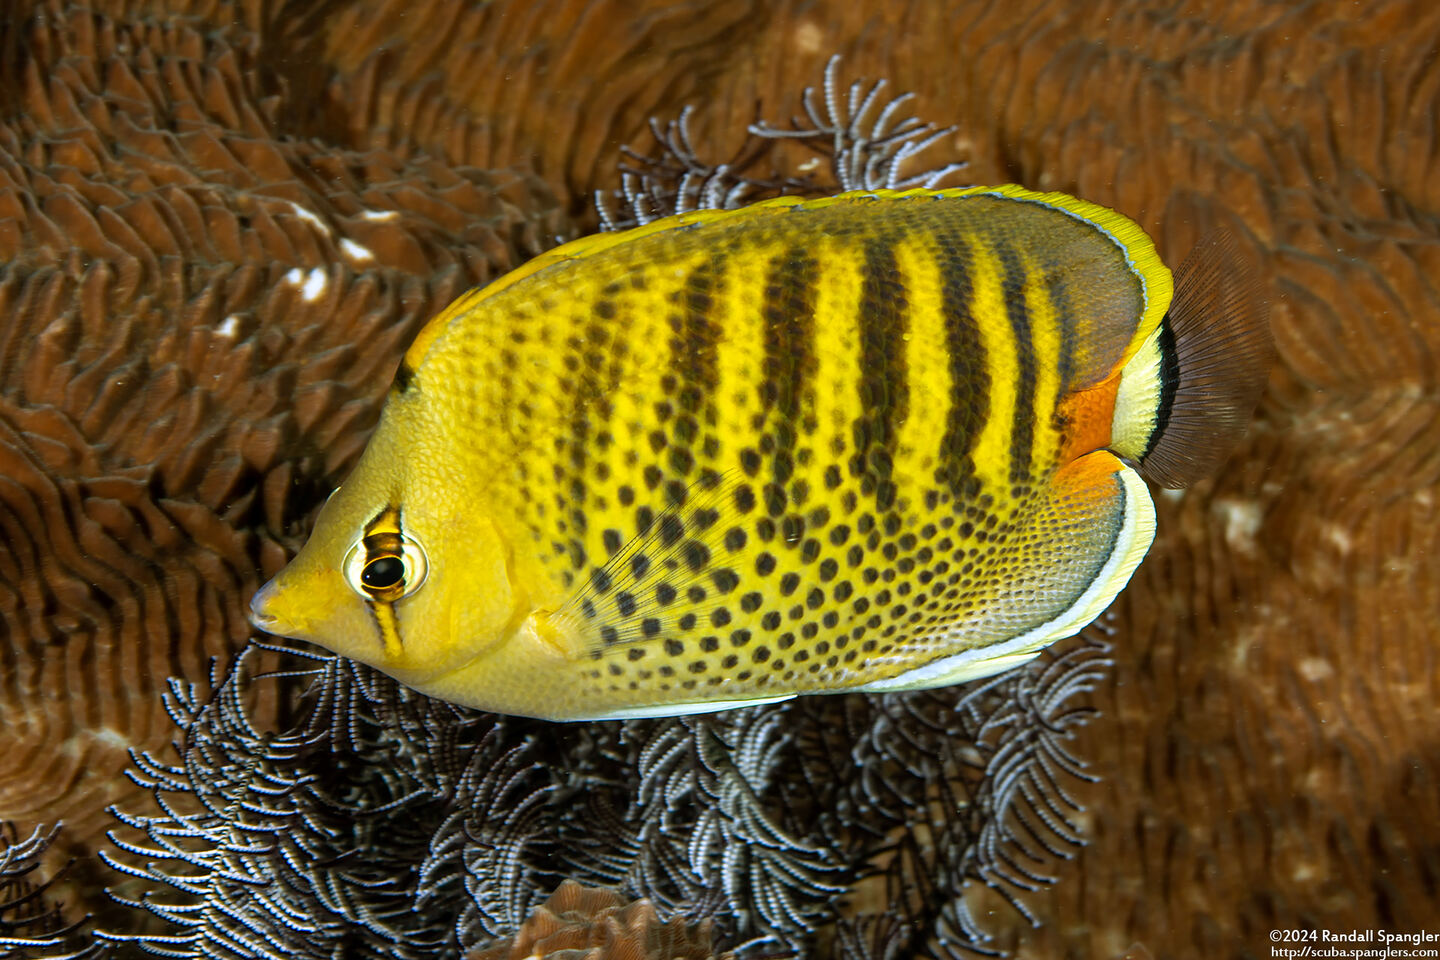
[248, 578, 285, 634]
[245, 564, 378, 656]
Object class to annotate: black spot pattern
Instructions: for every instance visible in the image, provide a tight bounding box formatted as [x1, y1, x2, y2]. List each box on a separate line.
[522, 196, 1126, 707]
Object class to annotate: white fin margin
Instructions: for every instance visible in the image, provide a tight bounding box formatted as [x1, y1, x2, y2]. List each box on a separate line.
[858, 461, 1156, 693]
[1111, 324, 1165, 461]
[562, 692, 797, 722]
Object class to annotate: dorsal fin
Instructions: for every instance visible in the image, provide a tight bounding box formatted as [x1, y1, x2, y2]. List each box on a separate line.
[400, 185, 1172, 374]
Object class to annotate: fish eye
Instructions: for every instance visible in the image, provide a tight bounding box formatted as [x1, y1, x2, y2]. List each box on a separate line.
[361, 556, 405, 589]
[344, 533, 428, 603]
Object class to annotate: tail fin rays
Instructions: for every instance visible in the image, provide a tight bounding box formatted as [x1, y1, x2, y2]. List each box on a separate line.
[1136, 232, 1274, 488]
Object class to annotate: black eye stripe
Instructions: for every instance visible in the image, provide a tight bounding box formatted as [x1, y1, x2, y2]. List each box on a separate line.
[363, 530, 404, 555]
[359, 505, 409, 601]
[347, 504, 425, 659]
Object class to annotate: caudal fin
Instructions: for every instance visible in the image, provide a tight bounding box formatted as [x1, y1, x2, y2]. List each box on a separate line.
[1116, 232, 1274, 489]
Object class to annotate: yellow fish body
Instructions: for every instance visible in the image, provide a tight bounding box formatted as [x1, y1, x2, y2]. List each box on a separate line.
[249, 186, 1272, 720]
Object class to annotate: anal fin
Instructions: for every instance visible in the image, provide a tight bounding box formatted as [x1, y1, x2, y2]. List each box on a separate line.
[565, 692, 797, 721]
[860, 450, 1156, 693]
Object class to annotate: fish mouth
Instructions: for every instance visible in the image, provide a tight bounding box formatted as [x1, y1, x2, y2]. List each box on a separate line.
[248, 579, 292, 636]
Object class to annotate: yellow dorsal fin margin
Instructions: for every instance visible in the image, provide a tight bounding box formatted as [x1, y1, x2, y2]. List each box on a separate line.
[402, 185, 1172, 375]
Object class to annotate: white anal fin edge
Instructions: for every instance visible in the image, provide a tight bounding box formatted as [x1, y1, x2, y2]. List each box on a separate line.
[562, 692, 797, 721]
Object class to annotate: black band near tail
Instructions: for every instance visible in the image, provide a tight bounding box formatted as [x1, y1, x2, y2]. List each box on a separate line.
[1141, 315, 1178, 464]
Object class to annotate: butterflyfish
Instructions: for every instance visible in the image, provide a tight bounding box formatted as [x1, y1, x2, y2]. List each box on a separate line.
[249, 185, 1273, 720]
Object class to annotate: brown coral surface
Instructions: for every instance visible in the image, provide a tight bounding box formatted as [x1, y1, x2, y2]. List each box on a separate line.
[3, 0, 1438, 957]
[466, 880, 724, 960]
[0, 0, 567, 867]
[575, 3, 1436, 957]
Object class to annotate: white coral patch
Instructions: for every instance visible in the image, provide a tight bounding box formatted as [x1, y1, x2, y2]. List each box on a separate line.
[283, 266, 328, 302]
[91, 726, 132, 749]
[1323, 522, 1353, 555]
[340, 238, 374, 262]
[1215, 498, 1263, 554]
[300, 267, 327, 302]
[284, 201, 330, 233]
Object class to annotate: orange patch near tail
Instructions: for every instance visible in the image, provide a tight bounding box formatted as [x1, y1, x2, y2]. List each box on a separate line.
[1057, 371, 1122, 465]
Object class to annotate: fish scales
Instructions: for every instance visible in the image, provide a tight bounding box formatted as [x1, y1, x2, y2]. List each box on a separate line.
[250, 186, 1274, 720]
[467, 207, 1070, 680]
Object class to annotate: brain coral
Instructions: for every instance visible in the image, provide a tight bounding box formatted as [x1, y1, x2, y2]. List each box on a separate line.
[0, 0, 567, 864]
[599, 2, 1439, 956]
[2, 0, 1438, 958]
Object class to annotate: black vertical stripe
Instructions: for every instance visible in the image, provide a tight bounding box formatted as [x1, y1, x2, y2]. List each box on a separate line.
[851, 239, 909, 512]
[668, 259, 723, 480]
[563, 291, 626, 569]
[674, 258, 723, 412]
[759, 246, 818, 488]
[760, 247, 818, 420]
[1141, 315, 1179, 463]
[1043, 253, 1079, 475]
[996, 240, 1035, 488]
[934, 232, 988, 498]
[562, 340, 596, 568]
[1044, 253, 1078, 396]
